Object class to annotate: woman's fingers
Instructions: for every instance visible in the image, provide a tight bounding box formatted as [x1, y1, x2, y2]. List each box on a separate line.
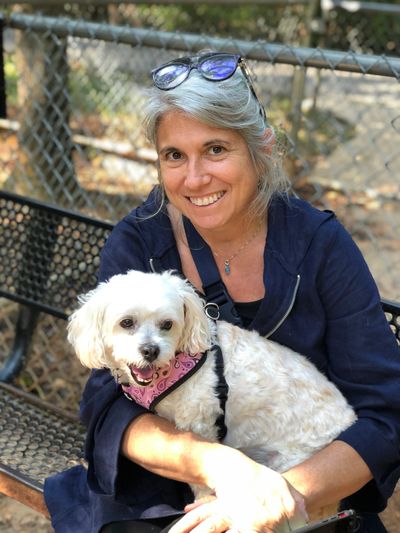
[184, 515, 232, 533]
[169, 501, 225, 533]
[169, 496, 285, 533]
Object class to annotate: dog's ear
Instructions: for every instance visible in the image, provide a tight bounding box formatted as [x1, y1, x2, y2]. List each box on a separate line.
[67, 284, 108, 369]
[165, 273, 212, 354]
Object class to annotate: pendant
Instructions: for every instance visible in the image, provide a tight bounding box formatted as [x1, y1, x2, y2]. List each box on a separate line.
[224, 260, 231, 275]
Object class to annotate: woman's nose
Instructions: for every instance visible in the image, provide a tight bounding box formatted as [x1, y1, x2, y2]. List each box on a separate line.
[184, 158, 211, 188]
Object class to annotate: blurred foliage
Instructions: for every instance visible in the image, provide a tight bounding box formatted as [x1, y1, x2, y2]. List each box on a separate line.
[323, 6, 400, 56]
[3, 57, 18, 107]
[3, 2, 399, 55]
[124, 4, 307, 42]
[107, 2, 400, 55]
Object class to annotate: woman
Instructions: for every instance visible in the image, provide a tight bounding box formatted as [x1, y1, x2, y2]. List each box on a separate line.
[45, 52, 400, 533]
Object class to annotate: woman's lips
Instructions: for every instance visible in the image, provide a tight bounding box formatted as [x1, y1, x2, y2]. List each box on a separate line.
[188, 191, 225, 206]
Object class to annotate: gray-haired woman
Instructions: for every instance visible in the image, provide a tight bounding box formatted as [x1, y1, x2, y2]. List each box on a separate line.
[45, 52, 400, 533]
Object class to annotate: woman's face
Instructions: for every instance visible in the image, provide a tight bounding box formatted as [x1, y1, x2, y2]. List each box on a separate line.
[156, 111, 259, 234]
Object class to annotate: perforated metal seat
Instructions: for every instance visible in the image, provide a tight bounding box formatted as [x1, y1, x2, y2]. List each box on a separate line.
[0, 382, 85, 491]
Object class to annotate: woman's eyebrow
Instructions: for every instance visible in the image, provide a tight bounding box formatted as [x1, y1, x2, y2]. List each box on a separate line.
[203, 139, 231, 147]
[158, 145, 178, 155]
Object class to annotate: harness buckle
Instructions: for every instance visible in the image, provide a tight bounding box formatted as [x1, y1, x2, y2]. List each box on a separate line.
[204, 302, 220, 321]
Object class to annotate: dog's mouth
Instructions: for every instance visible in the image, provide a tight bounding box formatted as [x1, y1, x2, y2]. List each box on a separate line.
[129, 364, 155, 386]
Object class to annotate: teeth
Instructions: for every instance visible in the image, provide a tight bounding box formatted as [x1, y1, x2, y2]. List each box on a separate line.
[137, 377, 152, 385]
[189, 191, 224, 206]
[133, 375, 153, 386]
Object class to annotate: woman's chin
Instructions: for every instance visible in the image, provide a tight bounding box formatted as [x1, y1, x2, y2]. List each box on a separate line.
[186, 213, 227, 232]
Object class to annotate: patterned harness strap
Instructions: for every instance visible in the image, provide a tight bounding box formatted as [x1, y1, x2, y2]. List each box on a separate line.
[122, 346, 228, 441]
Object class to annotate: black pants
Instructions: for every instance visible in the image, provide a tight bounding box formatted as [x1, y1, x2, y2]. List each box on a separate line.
[101, 512, 387, 532]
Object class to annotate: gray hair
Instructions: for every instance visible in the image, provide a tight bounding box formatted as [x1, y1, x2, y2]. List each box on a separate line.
[143, 67, 290, 219]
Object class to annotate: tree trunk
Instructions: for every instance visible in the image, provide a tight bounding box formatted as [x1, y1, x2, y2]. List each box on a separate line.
[12, 4, 81, 207]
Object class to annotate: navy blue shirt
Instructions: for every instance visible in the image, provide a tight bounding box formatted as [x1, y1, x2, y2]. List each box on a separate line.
[45, 189, 400, 532]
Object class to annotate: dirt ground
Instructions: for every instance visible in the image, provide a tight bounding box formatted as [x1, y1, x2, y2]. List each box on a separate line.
[1, 487, 400, 532]
[0, 496, 52, 532]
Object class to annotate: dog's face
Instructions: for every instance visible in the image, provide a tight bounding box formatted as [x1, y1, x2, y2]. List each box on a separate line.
[68, 270, 212, 386]
[103, 274, 188, 385]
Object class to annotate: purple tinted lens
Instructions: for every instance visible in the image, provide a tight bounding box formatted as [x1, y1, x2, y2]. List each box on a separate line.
[199, 55, 238, 80]
[153, 63, 189, 89]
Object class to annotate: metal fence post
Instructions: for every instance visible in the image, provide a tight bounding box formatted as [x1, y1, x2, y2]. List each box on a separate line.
[290, 0, 322, 144]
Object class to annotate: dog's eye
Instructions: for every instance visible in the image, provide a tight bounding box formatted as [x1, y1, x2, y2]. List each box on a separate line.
[120, 318, 136, 329]
[160, 320, 173, 331]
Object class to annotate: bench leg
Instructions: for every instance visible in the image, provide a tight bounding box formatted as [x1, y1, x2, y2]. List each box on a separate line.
[0, 305, 40, 382]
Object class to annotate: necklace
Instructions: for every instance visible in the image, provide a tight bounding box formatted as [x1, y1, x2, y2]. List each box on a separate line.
[211, 226, 262, 275]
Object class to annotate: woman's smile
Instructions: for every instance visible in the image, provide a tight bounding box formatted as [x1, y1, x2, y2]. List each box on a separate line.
[188, 191, 225, 207]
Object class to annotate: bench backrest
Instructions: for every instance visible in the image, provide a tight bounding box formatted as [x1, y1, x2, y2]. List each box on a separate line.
[0, 190, 399, 337]
[0, 190, 113, 319]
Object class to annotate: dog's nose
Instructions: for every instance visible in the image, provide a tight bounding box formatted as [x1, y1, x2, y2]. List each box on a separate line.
[139, 343, 160, 362]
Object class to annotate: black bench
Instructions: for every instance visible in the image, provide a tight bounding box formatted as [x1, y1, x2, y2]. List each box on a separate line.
[0, 190, 112, 515]
[0, 189, 399, 518]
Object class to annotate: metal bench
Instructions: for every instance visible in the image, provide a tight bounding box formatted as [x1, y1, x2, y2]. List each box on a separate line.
[0, 190, 112, 516]
[0, 189, 399, 518]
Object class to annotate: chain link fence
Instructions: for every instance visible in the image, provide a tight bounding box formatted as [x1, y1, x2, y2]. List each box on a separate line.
[0, 3, 399, 411]
[322, 0, 400, 56]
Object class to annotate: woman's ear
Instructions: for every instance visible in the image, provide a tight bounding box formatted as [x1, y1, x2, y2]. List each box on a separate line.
[262, 127, 275, 155]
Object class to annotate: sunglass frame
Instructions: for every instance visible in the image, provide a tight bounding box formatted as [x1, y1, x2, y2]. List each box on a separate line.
[151, 52, 267, 123]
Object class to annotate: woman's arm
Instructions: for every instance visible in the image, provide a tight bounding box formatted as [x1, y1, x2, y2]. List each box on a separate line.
[121, 412, 219, 486]
[283, 440, 372, 516]
[122, 413, 308, 532]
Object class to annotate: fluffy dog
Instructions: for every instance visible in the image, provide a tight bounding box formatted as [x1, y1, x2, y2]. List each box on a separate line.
[68, 270, 356, 501]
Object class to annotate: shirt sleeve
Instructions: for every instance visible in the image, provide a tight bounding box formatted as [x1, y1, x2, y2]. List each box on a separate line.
[318, 220, 400, 510]
[97, 217, 149, 283]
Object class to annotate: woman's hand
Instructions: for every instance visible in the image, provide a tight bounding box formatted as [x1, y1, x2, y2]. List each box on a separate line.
[171, 451, 308, 533]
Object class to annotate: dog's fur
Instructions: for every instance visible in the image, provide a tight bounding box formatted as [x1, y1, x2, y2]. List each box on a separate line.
[68, 270, 356, 501]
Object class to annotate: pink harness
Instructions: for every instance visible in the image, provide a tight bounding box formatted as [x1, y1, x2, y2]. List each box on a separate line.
[122, 351, 207, 411]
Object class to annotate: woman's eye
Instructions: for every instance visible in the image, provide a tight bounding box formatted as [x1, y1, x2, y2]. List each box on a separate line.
[209, 146, 224, 155]
[120, 318, 136, 329]
[167, 151, 182, 161]
[160, 320, 173, 331]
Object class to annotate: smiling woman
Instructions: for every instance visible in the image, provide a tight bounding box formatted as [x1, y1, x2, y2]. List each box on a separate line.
[155, 112, 267, 298]
[44, 51, 400, 533]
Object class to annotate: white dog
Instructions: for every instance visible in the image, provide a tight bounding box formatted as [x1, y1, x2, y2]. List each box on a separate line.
[68, 270, 356, 502]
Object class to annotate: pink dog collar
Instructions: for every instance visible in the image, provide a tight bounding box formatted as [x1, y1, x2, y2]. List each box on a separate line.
[122, 351, 207, 411]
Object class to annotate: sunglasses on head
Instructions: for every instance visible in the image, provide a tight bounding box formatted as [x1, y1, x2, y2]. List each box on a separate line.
[151, 52, 267, 123]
